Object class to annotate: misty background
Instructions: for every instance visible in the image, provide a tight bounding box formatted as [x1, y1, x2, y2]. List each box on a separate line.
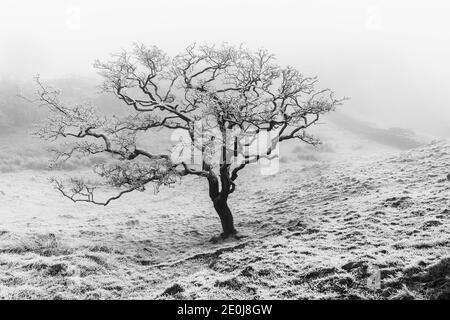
[1, 0, 449, 137]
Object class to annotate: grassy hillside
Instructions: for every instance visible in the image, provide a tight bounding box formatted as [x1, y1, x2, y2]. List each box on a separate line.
[0, 141, 448, 299]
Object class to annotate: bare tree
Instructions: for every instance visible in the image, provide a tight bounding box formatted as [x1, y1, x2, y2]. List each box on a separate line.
[33, 43, 344, 240]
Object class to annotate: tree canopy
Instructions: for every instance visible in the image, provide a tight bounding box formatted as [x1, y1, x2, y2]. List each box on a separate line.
[34, 43, 344, 236]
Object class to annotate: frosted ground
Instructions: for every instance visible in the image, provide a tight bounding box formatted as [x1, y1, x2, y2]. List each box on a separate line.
[0, 116, 449, 300]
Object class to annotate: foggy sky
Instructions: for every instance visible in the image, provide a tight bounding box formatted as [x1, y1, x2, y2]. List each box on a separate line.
[1, 0, 449, 135]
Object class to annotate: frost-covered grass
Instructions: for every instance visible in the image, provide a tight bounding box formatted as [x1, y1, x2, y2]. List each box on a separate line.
[0, 135, 109, 173]
[0, 132, 449, 299]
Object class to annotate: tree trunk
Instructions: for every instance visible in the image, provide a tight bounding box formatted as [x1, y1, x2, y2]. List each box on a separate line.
[205, 158, 237, 238]
[213, 197, 237, 237]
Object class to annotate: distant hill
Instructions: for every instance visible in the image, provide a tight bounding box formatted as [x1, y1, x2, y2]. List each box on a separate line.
[327, 112, 428, 150]
[0, 79, 39, 134]
[0, 76, 129, 136]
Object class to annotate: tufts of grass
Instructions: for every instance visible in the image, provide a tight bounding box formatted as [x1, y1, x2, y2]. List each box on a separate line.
[0, 233, 72, 257]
